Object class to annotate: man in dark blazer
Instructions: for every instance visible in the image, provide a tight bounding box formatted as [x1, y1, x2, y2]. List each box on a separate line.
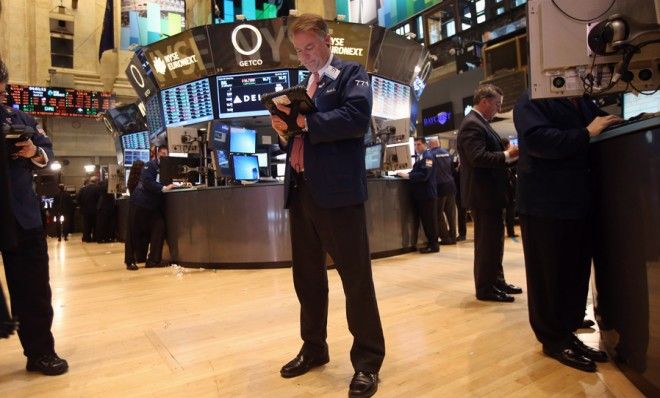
[270, 13, 384, 398]
[0, 58, 68, 375]
[428, 137, 457, 245]
[76, 176, 101, 242]
[131, 146, 175, 267]
[457, 84, 522, 303]
[398, 137, 439, 253]
[513, 91, 620, 372]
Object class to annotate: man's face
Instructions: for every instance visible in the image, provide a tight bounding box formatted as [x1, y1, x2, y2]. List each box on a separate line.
[481, 95, 503, 121]
[292, 31, 332, 73]
[157, 148, 168, 159]
[414, 140, 426, 154]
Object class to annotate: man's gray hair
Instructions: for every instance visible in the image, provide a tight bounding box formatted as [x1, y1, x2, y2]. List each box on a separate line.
[473, 84, 503, 105]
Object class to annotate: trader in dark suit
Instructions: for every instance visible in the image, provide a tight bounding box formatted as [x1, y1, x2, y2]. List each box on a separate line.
[53, 184, 74, 241]
[457, 84, 522, 303]
[131, 146, 175, 267]
[270, 14, 384, 398]
[428, 137, 457, 245]
[513, 91, 619, 372]
[398, 137, 439, 253]
[0, 58, 68, 374]
[76, 176, 101, 242]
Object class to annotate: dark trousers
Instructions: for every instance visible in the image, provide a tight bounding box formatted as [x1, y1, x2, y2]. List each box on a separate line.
[505, 200, 516, 236]
[55, 214, 71, 240]
[414, 197, 439, 250]
[288, 175, 385, 373]
[437, 193, 457, 243]
[82, 212, 96, 242]
[456, 191, 467, 238]
[520, 215, 592, 350]
[134, 205, 166, 265]
[1, 224, 55, 358]
[471, 208, 506, 296]
[124, 203, 146, 265]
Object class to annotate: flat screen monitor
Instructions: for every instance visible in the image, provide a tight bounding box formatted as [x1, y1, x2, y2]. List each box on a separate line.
[623, 91, 660, 119]
[255, 152, 268, 168]
[297, 70, 311, 85]
[210, 121, 230, 150]
[231, 154, 260, 181]
[365, 144, 383, 171]
[276, 163, 286, 177]
[229, 127, 257, 154]
[371, 75, 411, 120]
[145, 95, 165, 136]
[121, 131, 150, 150]
[161, 78, 214, 128]
[159, 156, 201, 185]
[422, 102, 455, 135]
[212, 149, 230, 177]
[106, 103, 147, 134]
[123, 149, 150, 166]
[217, 70, 291, 119]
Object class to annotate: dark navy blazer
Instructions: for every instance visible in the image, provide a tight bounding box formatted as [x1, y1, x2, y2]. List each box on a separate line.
[430, 147, 456, 196]
[409, 150, 437, 200]
[281, 57, 372, 209]
[513, 91, 607, 219]
[4, 106, 54, 230]
[131, 158, 165, 210]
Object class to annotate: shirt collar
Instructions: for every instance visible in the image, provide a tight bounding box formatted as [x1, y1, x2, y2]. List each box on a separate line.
[472, 108, 489, 122]
[316, 54, 334, 80]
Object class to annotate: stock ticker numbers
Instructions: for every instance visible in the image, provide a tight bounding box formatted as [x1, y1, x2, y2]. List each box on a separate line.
[5, 85, 114, 117]
[160, 78, 214, 128]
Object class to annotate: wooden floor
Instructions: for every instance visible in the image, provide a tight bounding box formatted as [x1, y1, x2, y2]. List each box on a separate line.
[0, 230, 644, 398]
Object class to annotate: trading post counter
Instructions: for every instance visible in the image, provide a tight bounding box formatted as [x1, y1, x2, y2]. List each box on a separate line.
[159, 178, 418, 268]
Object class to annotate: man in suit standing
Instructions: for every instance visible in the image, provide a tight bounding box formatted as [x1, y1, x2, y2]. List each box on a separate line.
[76, 176, 101, 242]
[131, 146, 175, 267]
[398, 137, 439, 253]
[0, 58, 68, 375]
[428, 137, 457, 245]
[457, 84, 523, 303]
[513, 91, 618, 372]
[270, 13, 384, 398]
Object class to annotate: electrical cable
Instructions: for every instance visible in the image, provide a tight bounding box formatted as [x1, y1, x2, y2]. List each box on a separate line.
[551, 0, 616, 23]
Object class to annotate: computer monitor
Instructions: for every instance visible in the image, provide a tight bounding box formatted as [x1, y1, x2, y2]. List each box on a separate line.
[231, 154, 260, 181]
[365, 144, 383, 171]
[527, 0, 660, 99]
[371, 75, 411, 120]
[123, 149, 150, 166]
[105, 103, 147, 134]
[622, 91, 660, 119]
[422, 102, 455, 135]
[216, 70, 291, 119]
[210, 121, 230, 150]
[159, 156, 201, 185]
[145, 95, 165, 136]
[160, 78, 215, 127]
[212, 149, 230, 177]
[297, 70, 311, 85]
[121, 131, 150, 150]
[229, 127, 257, 154]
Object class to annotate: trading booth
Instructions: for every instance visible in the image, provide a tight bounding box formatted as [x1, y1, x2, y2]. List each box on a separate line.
[110, 16, 433, 268]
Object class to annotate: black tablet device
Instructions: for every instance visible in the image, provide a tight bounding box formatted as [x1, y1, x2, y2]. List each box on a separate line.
[3, 124, 35, 154]
[261, 85, 317, 136]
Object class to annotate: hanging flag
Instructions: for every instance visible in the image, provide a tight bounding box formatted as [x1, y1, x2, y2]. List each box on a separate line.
[99, 0, 115, 60]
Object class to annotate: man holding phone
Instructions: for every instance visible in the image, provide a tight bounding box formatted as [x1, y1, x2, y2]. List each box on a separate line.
[0, 57, 68, 375]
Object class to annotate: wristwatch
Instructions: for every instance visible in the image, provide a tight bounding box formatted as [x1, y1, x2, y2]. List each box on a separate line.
[30, 146, 44, 159]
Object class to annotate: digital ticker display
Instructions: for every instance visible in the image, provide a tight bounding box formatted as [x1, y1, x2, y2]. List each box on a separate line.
[371, 76, 411, 120]
[121, 131, 150, 150]
[217, 70, 290, 119]
[4, 85, 114, 117]
[145, 95, 165, 135]
[161, 78, 214, 127]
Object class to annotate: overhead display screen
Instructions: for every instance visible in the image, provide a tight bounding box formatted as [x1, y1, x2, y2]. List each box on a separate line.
[422, 102, 455, 135]
[161, 78, 214, 127]
[217, 70, 290, 119]
[371, 75, 411, 120]
[145, 95, 165, 135]
[121, 131, 150, 150]
[4, 85, 114, 117]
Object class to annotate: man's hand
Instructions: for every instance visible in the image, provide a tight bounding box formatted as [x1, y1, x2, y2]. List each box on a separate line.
[274, 103, 305, 129]
[396, 170, 409, 179]
[270, 114, 289, 140]
[163, 183, 176, 192]
[587, 115, 623, 137]
[12, 139, 38, 159]
[505, 144, 519, 158]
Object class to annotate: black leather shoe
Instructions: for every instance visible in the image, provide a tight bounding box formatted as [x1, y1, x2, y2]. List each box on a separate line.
[145, 261, 169, 268]
[571, 336, 608, 363]
[349, 371, 378, 398]
[126, 263, 139, 271]
[419, 246, 439, 254]
[477, 287, 515, 303]
[507, 233, 519, 238]
[440, 240, 457, 245]
[26, 354, 69, 376]
[280, 352, 329, 378]
[580, 319, 595, 328]
[543, 346, 596, 372]
[456, 235, 466, 241]
[496, 283, 523, 295]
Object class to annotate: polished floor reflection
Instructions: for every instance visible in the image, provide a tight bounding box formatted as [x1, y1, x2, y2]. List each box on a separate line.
[0, 232, 644, 397]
